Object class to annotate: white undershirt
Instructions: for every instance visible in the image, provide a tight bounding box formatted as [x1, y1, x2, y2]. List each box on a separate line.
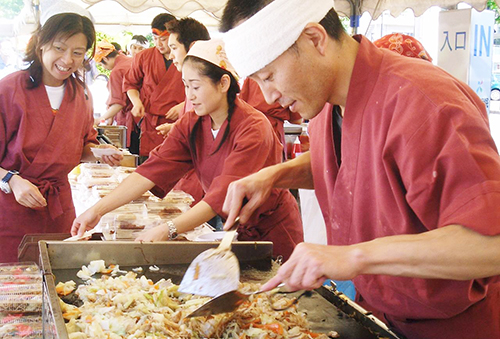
[211, 129, 219, 139]
[45, 84, 66, 110]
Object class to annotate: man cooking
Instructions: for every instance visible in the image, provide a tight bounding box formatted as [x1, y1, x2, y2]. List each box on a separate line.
[220, 1, 500, 338]
[123, 13, 185, 162]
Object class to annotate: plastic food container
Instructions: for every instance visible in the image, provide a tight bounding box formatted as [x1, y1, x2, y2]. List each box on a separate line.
[0, 263, 43, 316]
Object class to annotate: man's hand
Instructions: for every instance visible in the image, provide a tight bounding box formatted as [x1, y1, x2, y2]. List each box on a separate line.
[135, 224, 170, 242]
[131, 102, 145, 118]
[222, 168, 275, 228]
[261, 243, 360, 292]
[165, 102, 184, 121]
[156, 123, 173, 137]
[10, 176, 47, 209]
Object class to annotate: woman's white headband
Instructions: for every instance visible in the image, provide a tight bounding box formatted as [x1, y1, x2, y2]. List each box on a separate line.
[223, 0, 334, 78]
[40, 0, 94, 26]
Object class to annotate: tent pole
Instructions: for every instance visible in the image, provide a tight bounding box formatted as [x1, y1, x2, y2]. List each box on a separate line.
[33, 0, 40, 26]
[347, 0, 360, 35]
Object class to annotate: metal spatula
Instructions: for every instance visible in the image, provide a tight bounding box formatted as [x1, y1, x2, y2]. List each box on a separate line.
[179, 218, 240, 297]
[186, 283, 308, 318]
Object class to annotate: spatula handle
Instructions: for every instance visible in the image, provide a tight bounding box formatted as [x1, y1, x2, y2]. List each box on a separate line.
[218, 217, 240, 251]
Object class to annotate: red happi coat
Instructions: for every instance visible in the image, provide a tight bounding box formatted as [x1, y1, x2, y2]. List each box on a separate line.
[106, 54, 136, 147]
[239, 78, 301, 146]
[0, 71, 98, 262]
[309, 36, 500, 339]
[172, 98, 204, 205]
[123, 48, 185, 156]
[137, 98, 303, 260]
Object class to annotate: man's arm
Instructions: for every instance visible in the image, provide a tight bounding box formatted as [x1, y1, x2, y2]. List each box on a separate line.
[357, 224, 500, 280]
[262, 224, 500, 291]
[222, 151, 313, 226]
[165, 101, 185, 121]
[127, 89, 145, 118]
[95, 104, 124, 125]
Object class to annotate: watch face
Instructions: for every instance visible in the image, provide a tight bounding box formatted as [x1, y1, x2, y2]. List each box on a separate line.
[0, 181, 11, 194]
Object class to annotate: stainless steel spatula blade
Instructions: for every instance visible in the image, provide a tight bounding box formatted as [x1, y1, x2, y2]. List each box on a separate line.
[179, 218, 241, 297]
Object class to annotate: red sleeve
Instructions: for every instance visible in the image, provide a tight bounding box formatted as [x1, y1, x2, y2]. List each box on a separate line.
[134, 116, 194, 198]
[0, 85, 9, 162]
[398, 103, 500, 237]
[123, 51, 145, 92]
[202, 117, 279, 215]
[83, 86, 98, 145]
[107, 68, 127, 107]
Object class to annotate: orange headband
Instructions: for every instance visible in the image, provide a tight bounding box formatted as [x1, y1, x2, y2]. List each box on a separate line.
[152, 28, 170, 37]
[94, 41, 115, 63]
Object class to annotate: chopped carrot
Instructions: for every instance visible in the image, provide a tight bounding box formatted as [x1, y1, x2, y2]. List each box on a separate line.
[304, 331, 323, 338]
[253, 322, 284, 335]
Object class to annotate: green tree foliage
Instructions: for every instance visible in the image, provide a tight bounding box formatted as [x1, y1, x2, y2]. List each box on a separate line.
[487, 0, 500, 24]
[0, 0, 23, 19]
[94, 31, 114, 77]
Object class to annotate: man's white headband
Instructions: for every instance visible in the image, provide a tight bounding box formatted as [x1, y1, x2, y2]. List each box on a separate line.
[129, 39, 149, 50]
[223, 0, 334, 78]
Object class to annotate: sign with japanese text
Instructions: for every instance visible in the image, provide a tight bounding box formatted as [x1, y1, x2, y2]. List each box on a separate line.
[438, 9, 494, 112]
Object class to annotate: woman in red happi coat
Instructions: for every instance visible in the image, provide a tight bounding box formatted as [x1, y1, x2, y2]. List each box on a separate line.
[72, 39, 303, 260]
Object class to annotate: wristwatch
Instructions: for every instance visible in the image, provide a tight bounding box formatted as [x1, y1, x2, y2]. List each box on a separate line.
[165, 220, 178, 240]
[0, 170, 19, 194]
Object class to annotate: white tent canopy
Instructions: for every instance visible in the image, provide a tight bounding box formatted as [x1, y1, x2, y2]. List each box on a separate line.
[333, 0, 497, 20]
[8, 0, 500, 37]
[77, 0, 500, 22]
[81, 0, 227, 17]
[79, 0, 224, 30]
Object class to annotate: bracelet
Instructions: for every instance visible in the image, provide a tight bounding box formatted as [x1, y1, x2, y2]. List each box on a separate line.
[166, 220, 178, 240]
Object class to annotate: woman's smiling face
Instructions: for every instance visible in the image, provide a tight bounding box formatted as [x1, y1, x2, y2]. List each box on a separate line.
[41, 33, 87, 87]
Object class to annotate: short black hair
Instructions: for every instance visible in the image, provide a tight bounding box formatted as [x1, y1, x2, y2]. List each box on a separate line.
[220, 0, 344, 41]
[220, 0, 272, 33]
[111, 42, 122, 51]
[151, 13, 176, 31]
[131, 35, 148, 44]
[166, 17, 210, 52]
[25, 12, 95, 97]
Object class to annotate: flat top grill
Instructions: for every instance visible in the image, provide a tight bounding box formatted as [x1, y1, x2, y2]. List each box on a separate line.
[39, 241, 401, 339]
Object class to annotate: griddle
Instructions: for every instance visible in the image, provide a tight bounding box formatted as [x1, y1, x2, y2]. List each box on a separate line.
[39, 241, 401, 339]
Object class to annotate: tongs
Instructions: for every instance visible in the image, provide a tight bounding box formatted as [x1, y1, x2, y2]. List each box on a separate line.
[186, 283, 309, 318]
[178, 218, 241, 297]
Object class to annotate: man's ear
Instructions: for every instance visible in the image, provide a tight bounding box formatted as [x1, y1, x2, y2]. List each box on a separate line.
[302, 23, 328, 56]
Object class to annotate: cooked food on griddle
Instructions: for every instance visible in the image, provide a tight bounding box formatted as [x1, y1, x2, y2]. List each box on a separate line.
[57, 261, 332, 338]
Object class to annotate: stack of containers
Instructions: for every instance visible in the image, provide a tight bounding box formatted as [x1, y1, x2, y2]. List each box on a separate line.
[69, 163, 197, 240]
[101, 191, 195, 240]
[0, 263, 43, 338]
